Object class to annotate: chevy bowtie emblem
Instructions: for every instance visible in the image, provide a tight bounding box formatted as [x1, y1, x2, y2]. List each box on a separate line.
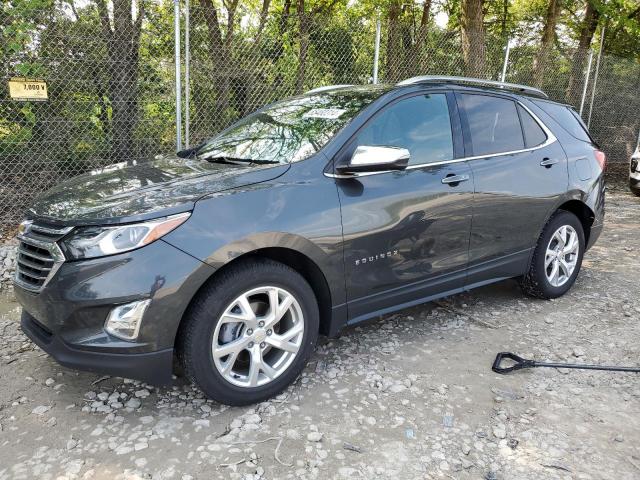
[355, 250, 399, 266]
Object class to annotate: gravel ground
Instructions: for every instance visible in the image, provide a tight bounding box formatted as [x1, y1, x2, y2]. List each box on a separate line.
[0, 189, 638, 480]
[0, 241, 17, 289]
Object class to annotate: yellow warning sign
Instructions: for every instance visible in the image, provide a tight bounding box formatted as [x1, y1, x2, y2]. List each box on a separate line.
[8, 78, 48, 101]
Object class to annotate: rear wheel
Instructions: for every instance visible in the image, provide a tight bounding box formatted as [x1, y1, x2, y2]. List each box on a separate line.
[178, 259, 319, 405]
[520, 211, 585, 299]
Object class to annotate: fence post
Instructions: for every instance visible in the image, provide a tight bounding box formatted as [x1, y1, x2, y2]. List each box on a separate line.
[174, 0, 182, 151]
[500, 39, 511, 82]
[587, 25, 605, 129]
[579, 49, 594, 116]
[372, 18, 381, 84]
[184, 0, 190, 148]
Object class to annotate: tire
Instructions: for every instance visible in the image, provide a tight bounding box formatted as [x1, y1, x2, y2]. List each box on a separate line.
[630, 183, 640, 197]
[177, 258, 319, 406]
[520, 211, 585, 299]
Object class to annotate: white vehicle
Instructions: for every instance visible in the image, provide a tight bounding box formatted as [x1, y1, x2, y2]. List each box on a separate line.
[631, 146, 640, 196]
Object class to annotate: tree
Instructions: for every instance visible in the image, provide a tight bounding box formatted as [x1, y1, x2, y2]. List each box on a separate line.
[460, 0, 487, 77]
[199, 0, 240, 127]
[533, 0, 561, 87]
[566, 0, 600, 104]
[95, 0, 145, 163]
[295, 0, 310, 93]
[293, 0, 344, 92]
[384, 0, 402, 82]
[413, 0, 432, 74]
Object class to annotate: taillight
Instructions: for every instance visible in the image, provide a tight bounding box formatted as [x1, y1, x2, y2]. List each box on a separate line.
[594, 150, 606, 170]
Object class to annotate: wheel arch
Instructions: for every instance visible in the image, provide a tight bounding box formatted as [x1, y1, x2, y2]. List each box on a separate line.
[525, 197, 595, 272]
[174, 245, 336, 357]
[241, 247, 334, 337]
[556, 199, 595, 244]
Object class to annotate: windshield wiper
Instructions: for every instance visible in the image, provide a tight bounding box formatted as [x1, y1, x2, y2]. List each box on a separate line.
[176, 142, 206, 159]
[204, 156, 278, 165]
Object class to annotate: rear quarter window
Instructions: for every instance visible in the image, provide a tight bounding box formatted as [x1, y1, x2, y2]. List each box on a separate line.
[518, 105, 547, 148]
[532, 100, 592, 143]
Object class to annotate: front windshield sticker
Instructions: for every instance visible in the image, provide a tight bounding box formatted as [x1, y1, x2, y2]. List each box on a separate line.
[302, 108, 346, 120]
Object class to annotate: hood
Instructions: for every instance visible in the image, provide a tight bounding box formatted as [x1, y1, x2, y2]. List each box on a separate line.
[28, 155, 289, 225]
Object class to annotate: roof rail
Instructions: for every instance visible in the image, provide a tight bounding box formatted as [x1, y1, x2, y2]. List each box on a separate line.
[305, 84, 354, 95]
[396, 75, 548, 98]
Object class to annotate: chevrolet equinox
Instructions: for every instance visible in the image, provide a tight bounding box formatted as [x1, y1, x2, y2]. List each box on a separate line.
[15, 77, 606, 405]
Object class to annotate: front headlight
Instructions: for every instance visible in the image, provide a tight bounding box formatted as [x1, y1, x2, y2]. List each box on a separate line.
[59, 212, 190, 260]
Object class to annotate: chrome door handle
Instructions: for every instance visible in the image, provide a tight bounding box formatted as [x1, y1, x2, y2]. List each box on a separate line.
[441, 174, 470, 185]
[540, 158, 559, 168]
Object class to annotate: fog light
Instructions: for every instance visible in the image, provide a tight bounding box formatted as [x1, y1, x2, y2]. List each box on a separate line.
[104, 299, 151, 341]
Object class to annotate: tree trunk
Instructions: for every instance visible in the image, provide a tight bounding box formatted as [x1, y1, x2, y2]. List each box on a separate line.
[414, 0, 432, 74]
[533, 0, 561, 88]
[566, 1, 600, 105]
[386, 0, 402, 82]
[96, 0, 144, 164]
[294, 0, 309, 94]
[274, 0, 291, 59]
[255, 0, 271, 44]
[200, 0, 239, 130]
[460, 0, 486, 78]
[501, 0, 508, 39]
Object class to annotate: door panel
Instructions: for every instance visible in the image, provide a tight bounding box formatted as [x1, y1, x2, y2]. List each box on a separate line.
[457, 93, 568, 281]
[334, 91, 474, 321]
[467, 143, 567, 267]
[337, 162, 473, 320]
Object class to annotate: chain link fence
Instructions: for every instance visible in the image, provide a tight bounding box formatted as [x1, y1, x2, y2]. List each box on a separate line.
[1, 3, 639, 238]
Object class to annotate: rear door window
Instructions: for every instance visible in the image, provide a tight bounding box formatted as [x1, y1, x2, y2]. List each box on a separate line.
[460, 94, 524, 156]
[518, 105, 547, 148]
[531, 100, 592, 142]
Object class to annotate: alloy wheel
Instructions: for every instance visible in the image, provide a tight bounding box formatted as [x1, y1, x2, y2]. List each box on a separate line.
[212, 286, 305, 388]
[544, 225, 579, 287]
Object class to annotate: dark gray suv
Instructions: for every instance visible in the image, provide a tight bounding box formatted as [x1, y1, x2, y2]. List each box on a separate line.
[15, 77, 606, 405]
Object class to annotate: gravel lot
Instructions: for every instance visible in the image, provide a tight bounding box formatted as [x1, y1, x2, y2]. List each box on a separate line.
[0, 188, 638, 480]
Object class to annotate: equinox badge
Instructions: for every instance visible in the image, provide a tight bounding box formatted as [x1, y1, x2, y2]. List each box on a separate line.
[355, 250, 399, 266]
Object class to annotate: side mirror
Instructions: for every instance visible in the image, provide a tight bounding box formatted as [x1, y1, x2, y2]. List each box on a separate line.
[336, 145, 410, 174]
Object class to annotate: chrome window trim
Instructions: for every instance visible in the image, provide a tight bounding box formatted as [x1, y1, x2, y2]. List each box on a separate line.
[324, 100, 556, 179]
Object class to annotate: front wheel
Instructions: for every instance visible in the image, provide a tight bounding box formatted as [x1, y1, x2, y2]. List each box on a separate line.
[177, 259, 319, 405]
[520, 211, 585, 299]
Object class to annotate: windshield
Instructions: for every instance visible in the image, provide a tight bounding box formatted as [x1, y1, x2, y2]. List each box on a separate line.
[197, 86, 388, 164]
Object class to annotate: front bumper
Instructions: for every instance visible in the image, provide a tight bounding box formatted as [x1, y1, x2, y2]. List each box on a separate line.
[15, 238, 215, 384]
[21, 310, 174, 384]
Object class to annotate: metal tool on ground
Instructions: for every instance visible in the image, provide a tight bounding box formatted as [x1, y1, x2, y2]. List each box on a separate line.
[492, 352, 640, 374]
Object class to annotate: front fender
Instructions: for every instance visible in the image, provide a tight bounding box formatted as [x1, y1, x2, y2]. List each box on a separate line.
[162, 165, 346, 307]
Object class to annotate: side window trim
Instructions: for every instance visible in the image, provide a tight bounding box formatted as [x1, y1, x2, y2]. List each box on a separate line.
[455, 91, 557, 160]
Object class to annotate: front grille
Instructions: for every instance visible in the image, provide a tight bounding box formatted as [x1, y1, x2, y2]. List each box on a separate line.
[15, 222, 73, 293]
[632, 158, 638, 173]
